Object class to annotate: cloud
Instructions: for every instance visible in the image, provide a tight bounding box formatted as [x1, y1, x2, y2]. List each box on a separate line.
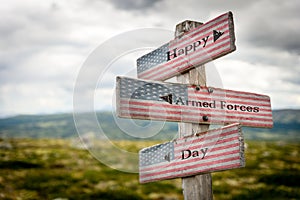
[237, 0, 300, 54]
[0, 0, 300, 117]
[109, 0, 162, 11]
[0, 82, 73, 116]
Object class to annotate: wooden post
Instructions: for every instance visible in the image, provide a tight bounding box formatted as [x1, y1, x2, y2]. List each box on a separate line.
[176, 20, 213, 200]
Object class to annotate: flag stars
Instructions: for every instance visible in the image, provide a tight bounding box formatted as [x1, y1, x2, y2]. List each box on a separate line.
[120, 77, 188, 104]
[140, 142, 174, 167]
[137, 43, 169, 73]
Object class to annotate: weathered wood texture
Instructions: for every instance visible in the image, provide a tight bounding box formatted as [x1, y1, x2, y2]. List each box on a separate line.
[176, 20, 212, 200]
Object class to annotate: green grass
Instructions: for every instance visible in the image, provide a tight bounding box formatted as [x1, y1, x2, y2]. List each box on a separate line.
[0, 138, 299, 200]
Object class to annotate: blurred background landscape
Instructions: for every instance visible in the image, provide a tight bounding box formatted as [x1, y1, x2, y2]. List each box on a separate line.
[0, 109, 299, 199]
[1, 0, 299, 199]
[0, 109, 300, 141]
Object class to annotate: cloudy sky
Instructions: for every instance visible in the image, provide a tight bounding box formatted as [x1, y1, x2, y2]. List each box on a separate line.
[0, 0, 299, 117]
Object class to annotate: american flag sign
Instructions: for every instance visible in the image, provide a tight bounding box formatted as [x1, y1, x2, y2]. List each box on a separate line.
[116, 76, 273, 128]
[137, 12, 236, 81]
[139, 123, 245, 183]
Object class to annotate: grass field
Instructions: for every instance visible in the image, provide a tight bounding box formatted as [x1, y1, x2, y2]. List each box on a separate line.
[0, 138, 299, 200]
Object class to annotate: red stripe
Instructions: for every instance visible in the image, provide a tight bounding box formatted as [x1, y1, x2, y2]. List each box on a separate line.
[140, 162, 241, 183]
[140, 154, 241, 179]
[120, 111, 273, 128]
[119, 107, 273, 123]
[188, 87, 270, 102]
[174, 129, 238, 147]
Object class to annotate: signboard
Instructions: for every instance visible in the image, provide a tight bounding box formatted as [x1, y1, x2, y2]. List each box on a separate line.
[137, 12, 236, 81]
[116, 76, 273, 128]
[139, 123, 245, 183]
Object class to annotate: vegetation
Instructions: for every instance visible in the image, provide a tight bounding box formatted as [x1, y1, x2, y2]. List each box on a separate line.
[0, 138, 299, 200]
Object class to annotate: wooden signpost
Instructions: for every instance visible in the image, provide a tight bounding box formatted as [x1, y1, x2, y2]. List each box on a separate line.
[115, 11, 273, 200]
[137, 12, 235, 81]
[116, 76, 273, 128]
[139, 123, 245, 183]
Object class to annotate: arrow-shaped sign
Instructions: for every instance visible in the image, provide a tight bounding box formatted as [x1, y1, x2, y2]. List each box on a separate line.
[139, 123, 245, 183]
[137, 12, 236, 81]
[116, 76, 273, 128]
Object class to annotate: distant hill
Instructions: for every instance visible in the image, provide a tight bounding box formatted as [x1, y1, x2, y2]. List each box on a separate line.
[244, 109, 300, 141]
[0, 109, 299, 141]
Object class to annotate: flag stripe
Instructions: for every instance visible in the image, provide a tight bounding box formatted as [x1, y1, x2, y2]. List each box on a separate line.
[119, 101, 273, 127]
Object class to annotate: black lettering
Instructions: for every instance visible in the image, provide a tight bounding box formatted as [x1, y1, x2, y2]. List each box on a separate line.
[178, 48, 185, 56]
[186, 100, 192, 106]
[227, 104, 234, 110]
[234, 104, 239, 110]
[175, 97, 185, 105]
[192, 150, 199, 157]
[192, 101, 199, 107]
[210, 101, 216, 108]
[253, 107, 259, 112]
[185, 45, 193, 55]
[200, 148, 208, 159]
[220, 101, 226, 109]
[203, 102, 209, 107]
[240, 105, 246, 111]
[167, 48, 177, 61]
[182, 150, 191, 160]
[202, 36, 209, 47]
[193, 40, 201, 51]
[246, 106, 253, 112]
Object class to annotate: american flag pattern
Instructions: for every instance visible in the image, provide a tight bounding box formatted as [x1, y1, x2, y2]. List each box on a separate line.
[116, 76, 273, 128]
[137, 43, 169, 75]
[139, 123, 245, 183]
[140, 142, 174, 167]
[137, 12, 236, 81]
[119, 76, 188, 104]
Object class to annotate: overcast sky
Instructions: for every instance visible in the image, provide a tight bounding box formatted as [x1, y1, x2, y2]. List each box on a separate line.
[0, 0, 299, 117]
